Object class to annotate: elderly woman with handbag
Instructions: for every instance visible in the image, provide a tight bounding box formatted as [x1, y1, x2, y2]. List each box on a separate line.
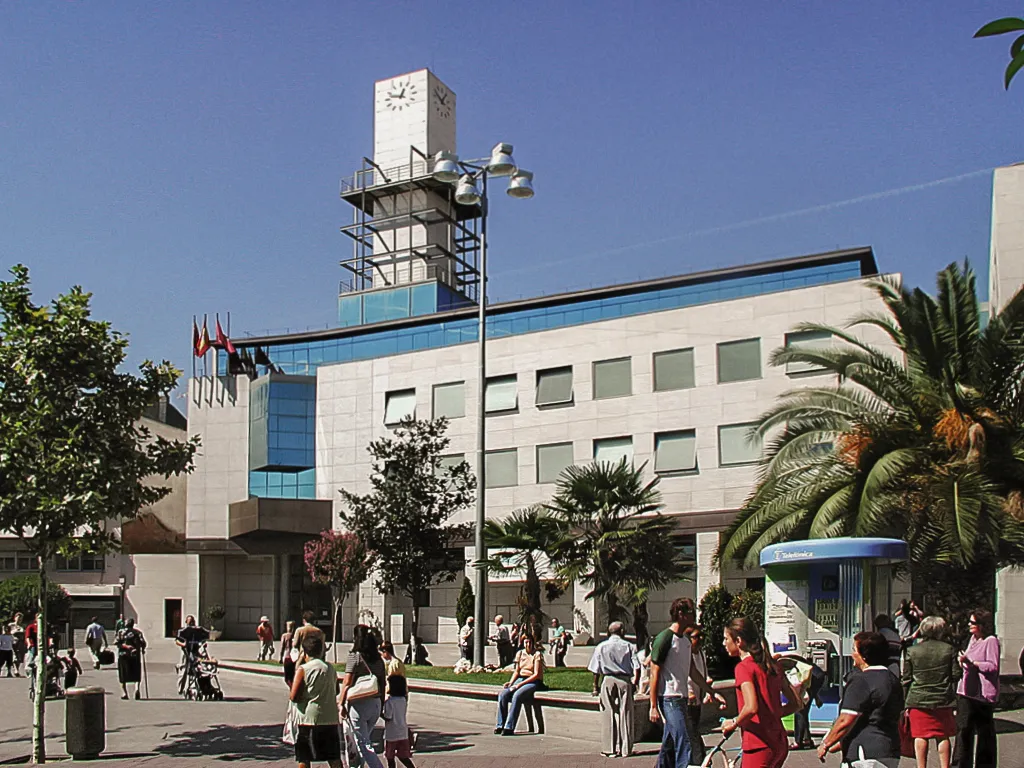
[339, 624, 387, 768]
[288, 634, 342, 768]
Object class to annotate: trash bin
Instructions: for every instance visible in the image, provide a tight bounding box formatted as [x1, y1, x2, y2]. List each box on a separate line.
[65, 686, 105, 760]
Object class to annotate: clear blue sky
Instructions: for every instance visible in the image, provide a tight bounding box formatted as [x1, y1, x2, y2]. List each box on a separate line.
[2, 2, 1022, 382]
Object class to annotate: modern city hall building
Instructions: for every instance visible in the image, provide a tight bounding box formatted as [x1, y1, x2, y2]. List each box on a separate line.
[170, 70, 1022, 660]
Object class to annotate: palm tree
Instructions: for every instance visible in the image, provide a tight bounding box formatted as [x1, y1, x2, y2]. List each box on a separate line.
[547, 459, 693, 644]
[483, 506, 561, 629]
[718, 261, 1024, 625]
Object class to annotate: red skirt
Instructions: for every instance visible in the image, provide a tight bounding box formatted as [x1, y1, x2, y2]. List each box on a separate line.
[908, 707, 956, 739]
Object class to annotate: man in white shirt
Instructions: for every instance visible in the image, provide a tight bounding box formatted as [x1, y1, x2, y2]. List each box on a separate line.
[649, 598, 724, 768]
[458, 617, 474, 664]
[588, 621, 640, 758]
[490, 614, 514, 667]
[84, 617, 107, 670]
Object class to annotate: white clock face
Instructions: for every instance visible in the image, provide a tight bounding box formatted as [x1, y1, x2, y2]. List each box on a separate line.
[383, 77, 418, 112]
[432, 85, 452, 119]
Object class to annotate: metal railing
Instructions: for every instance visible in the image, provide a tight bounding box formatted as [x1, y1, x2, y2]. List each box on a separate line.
[339, 158, 432, 194]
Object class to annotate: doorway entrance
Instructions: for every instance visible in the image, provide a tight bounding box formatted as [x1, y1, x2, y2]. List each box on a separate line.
[164, 598, 182, 638]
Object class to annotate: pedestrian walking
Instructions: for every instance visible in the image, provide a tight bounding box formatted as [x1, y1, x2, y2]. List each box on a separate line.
[175, 614, 209, 695]
[686, 627, 713, 765]
[490, 615, 514, 668]
[457, 617, 474, 664]
[776, 652, 825, 750]
[587, 621, 639, 758]
[257, 616, 276, 661]
[495, 633, 545, 735]
[62, 648, 83, 689]
[403, 635, 430, 666]
[115, 617, 147, 700]
[874, 613, 904, 677]
[380, 640, 415, 768]
[903, 615, 958, 768]
[953, 608, 1000, 768]
[549, 617, 569, 668]
[338, 624, 386, 768]
[84, 616, 108, 670]
[648, 598, 724, 768]
[721, 617, 801, 768]
[9, 613, 25, 677]
[280, 620, 297, 686]
[817, 631, 903, 768]
[293, 612, 325, 665]
[896, 599, 923, 647]
[0, 625, 14, 677]
[289, 634, 343, 768]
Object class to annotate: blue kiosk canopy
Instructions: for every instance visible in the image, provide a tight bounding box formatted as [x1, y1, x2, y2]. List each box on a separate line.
[760, 537, 908, 567]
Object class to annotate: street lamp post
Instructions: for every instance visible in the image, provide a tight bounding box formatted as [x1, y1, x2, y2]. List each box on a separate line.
[433, 145, 534, 665]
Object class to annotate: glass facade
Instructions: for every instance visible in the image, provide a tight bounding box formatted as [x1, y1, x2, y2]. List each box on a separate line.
[248, 376, 316, 498]
[338, 281, 474, 328]
[223, 260, 865, 378]
[248, 468, 317, 499]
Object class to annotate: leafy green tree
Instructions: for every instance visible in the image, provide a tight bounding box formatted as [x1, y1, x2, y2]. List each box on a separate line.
[975, 17, 1024, 89]
[0, 266, 198, 762]
[0, 576, 71, 626]
[698, 585, 735, 677]
[483, 506, 561, 628]
[547, 460, 692, 637]
[455, 577, 475, 629]
[731, 588, 765, 634]
[339, 417, 475, 643]
[304, 530, 373, 661]
[718, 262, 1024, 629]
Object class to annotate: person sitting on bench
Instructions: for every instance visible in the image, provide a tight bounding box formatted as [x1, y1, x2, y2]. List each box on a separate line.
[495, 633, 545, 735]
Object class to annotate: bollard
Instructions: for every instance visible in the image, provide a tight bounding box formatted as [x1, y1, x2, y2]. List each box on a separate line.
[65, 686, 106, 760]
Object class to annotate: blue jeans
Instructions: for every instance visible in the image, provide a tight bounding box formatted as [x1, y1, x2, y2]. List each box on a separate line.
[657, 696, 691, 768]
[349, 696, 384, 768]
[496, 681, 540, 732]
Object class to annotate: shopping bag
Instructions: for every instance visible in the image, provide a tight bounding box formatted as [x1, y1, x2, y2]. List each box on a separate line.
[340, 716, 361, 767]
[898, 710, 915, 758]
[282, 703, 300, 745]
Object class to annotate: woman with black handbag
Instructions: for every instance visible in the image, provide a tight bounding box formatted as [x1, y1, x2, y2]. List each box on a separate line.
[339, 624, 386, 768]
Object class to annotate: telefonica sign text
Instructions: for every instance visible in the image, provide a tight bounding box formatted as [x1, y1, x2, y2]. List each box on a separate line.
[773, 550, 815, 561]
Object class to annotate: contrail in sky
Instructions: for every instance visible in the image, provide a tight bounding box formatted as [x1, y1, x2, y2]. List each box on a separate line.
[491, 167, 994, 279]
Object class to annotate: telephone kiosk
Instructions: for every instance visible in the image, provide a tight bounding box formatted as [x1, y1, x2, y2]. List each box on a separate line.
[759, 537, 908, 733]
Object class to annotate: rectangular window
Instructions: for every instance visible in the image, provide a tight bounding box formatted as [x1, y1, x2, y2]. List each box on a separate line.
[717, 338, 762, 383]
[593, 358, 632, 399]
[593, 436, 634, 465]
[0, 556, 15, 571]
[437, 453, 465, 475]
[414, 588, 431, 608]
[384, 389, 416, 426]
[653, 348, 696, 392]
[655, 430, 698, 473]
[536, 367, 574, 407]
[82, 554, 104, 572]
[785, 330, 832, 374]
[536, 442, 574, 484]
[16, 555, 34, 571]
[55, 554, 81, 572]
[432, 381, 465, 419]
[485, 448, 519, 488]
[485, 375, 518, 414]
[718, 423, 763, 466]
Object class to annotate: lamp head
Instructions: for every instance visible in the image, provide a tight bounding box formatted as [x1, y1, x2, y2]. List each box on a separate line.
[431, 150, 460, 183]
[454, 174, 482, 206]
[486, 142, 516, 177]
[506, 169, 534, 199]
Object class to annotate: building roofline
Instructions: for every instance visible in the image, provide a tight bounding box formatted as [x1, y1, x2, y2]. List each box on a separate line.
[236, 246, 877, 347]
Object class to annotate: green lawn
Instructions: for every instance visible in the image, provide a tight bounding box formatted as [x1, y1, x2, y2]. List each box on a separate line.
[240, 660, 593, 693]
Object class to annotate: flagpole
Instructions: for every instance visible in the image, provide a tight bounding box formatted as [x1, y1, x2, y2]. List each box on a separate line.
[203, 314, 208, 378]
[191, 315, 197, 379]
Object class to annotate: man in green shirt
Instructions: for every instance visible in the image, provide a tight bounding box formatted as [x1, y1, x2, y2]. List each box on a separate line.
[649, 597, 724, 768]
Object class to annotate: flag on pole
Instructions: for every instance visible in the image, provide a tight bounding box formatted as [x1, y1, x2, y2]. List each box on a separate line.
[192, 318, 201, 358]
[196, 317, 212, 357]
[213, 315, 236, 355]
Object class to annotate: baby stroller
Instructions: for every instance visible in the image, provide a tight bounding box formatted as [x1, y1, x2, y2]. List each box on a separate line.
[179, 641, 224, 701]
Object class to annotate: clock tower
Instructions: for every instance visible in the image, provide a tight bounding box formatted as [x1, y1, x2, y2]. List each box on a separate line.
[339, 70, 481, 327]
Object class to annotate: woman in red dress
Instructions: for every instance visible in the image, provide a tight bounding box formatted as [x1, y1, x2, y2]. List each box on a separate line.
[721, 617, 802, 768]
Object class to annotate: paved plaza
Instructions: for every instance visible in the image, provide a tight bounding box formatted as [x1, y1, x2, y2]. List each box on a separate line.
[2, 640, 1024, 766]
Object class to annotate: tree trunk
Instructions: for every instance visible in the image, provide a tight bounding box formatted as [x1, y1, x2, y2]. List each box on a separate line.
[32, 558, 47, 764]
[912, 559, 996, 644]
[632, 601, 650, 651]
[607, 592, 622, 627]
[332, 591, 343, 664]
[410, 602, 420, 647]
[523, 557, 542, 627]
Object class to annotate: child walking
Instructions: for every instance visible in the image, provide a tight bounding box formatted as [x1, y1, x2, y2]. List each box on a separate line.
[62, 648, 83, 689]
[379, 640, 415, 768]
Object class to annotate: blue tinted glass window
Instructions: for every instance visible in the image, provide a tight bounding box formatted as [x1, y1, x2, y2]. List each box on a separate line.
[338, 295, 362, 327]
[411, 283, 438, 316]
